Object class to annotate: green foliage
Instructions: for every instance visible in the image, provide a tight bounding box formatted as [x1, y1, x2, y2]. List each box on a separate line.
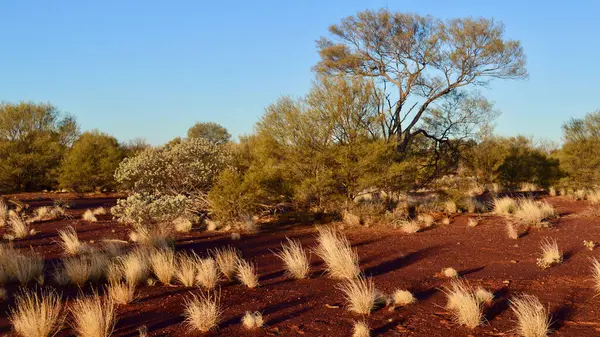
[556, 110, 600, 188]
[187, 122, 231, 144]
[59, 130, 124, 192]
[207, 168, 262, 222]
[0, 102, 79, 192]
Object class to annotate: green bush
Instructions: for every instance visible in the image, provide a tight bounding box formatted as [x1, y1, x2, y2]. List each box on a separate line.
[59, 130, 124, 192]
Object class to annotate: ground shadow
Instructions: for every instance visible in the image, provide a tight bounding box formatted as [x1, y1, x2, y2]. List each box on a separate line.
[364, 245, 443, 277]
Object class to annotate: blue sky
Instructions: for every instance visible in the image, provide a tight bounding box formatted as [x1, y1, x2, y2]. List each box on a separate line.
[1, 0, 598, 145]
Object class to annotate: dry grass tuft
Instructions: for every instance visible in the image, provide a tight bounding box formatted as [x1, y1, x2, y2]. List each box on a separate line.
[475, 287, 494, 305]
[514, 199, 556, 227]
[352, 320, 370, 337]
[493, 197, 518, 215]
[57, 226, 88, 255]
[175, 251, 201, 287]
[338, 276, 376, 315]
[230, 232, 241, 240]
[82, 209, 98, 222]
[241, 311, 264, 329]
[274, 238, 310, 279]
[444, 201, 458, 214]
[174, 217, 193, 233]
[417, 214, 435, 228]
[398, 220, 422, 233]
[183, 292, 221, 333]
[584, 240, 596, 251]
[342, 211, 362, 227]
[443, 279, 483, 328]
[92, 207, 107, 216]
[536, 238, 563, 269]
[442, 267, 459, 278]
[236, 259, 259, 288]
[510, 294, 551, 337]
[5, 212, 32, 240]
[211, 246, 241, 281]
[0, 287, 7, 301]
[548, 187, 557, 197]
[506, 222, 520, 239]
[588, 190, 600, 203]
[467, 218, 479, 227]
[55, 253, 108, 286]
[314, 227, 360, 280]
[9, 289, 64, 337]
[196, 257, 219, 290]
[592, 258, 600, 294]
[29, 206, 65, 223]
[118, 249, 150, 286]
[2, 248, 45, 285]
[0, 199, 8, 227]
[391, 289, 416, 307]
[70, 292, 115, 337]
[149, 248, 176, 285]
[106, 282, 136, 305]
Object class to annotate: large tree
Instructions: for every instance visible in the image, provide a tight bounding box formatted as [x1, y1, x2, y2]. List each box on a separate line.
[315, 9, 527, 151]
[0, 102, 79, 192]
[187, 121, 231, 144]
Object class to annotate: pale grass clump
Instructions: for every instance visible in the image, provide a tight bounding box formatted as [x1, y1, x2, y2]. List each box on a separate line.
[3, 248, 45, 285]
[548, 187, 557, 197]
[175, 251, 201, 287]
[106, 282, 136, 305]
[444, 201, 458, 214]
[510, 294, 551, 337]
[211, 246, 241, 281]
[475, 287, 494, 305]
[441, 217, 450, 225]
[118, 248, 150, 286]
[101, 240, 126, 257]
[536, 238, 563, 269]
[391, 289, 416, 307]
[273, 238, 310, 279]
[241, 311, 264, 329]
[398, 220, 422, 234]
[55, 253, 109, 285]
[82, 209, 98, 222]
[4, 212, 33, 240]
[174, 217, 193, 233]
[138, 326, 148, 337]
[196, 258, 219, 290]
[338, 276, 377, 315]
[149, 248, 176, 285]
[442, 267, 459, 278]
[572, 189, 587, 200]
[514, 199, 556, 227]
[0, 287, 7, 301]
[0, 199, 8, 227]
[128, 224, 173, 249]
[467, 218, 479, 227]
[9, 289, 64, 337]
[92, 207, 107, 216]
[230, 232, 241, 240]
[417, 213, 435, 228]
[443, 279, 483, 328]
[493, 197, 518, 215]
[352, 321, 370, 337]
[29, 206, 65, 223]
[183, 292, 221, 333]
[507, 223, 519, 239]
[70, 292, 115, 337]
[236, 259, 259, 288]
[314, 227, 360, 280]
[342, 211, 362, 227]
[584, 240, 596, 251]
[588, 190, 600, 203]
[591, 258, 600, 294]
[57, 226, 88, 255]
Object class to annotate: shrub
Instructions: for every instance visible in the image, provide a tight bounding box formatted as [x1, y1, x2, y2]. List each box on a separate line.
[149, 248, 176, 285]
[314, 227, 360, 280]
[211, 246, 241, 281]
[338, 276, 377, 315]
[236, 259, 259, 288]
[59, 130, 123, 192]
[111, 193, 191, 227]
[57, 226, 88, 255]
[115, 137, 230, 196]
[510, 294, 551, 337]
[187, 121, 231, 144]
[207, 168, 261, 224]
[70, 292, 115, 337]
[273, 238, 310, 279]
[536, 238, 563, 269]
[241, 311, 264, 330]
[443, 279, 483, 328]
[9, 289, 64, 337]
[196, 258, 219, 290]
[183, 292, 221, 333]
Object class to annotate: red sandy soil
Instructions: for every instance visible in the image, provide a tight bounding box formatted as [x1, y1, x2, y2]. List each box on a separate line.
[1, 193, 600, 336]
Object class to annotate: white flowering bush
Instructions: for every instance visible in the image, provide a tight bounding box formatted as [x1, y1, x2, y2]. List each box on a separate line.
[111, 193, 192, 225]
[114, 138, 230, 195]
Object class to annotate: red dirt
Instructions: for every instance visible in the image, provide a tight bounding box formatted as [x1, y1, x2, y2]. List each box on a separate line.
[1, 194, 600, 336]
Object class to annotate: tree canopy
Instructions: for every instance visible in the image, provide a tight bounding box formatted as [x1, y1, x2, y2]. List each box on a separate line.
[187, 121, 231, 144]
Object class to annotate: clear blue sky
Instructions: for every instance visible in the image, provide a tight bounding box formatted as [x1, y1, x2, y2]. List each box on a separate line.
[1, 0, 598, 145]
